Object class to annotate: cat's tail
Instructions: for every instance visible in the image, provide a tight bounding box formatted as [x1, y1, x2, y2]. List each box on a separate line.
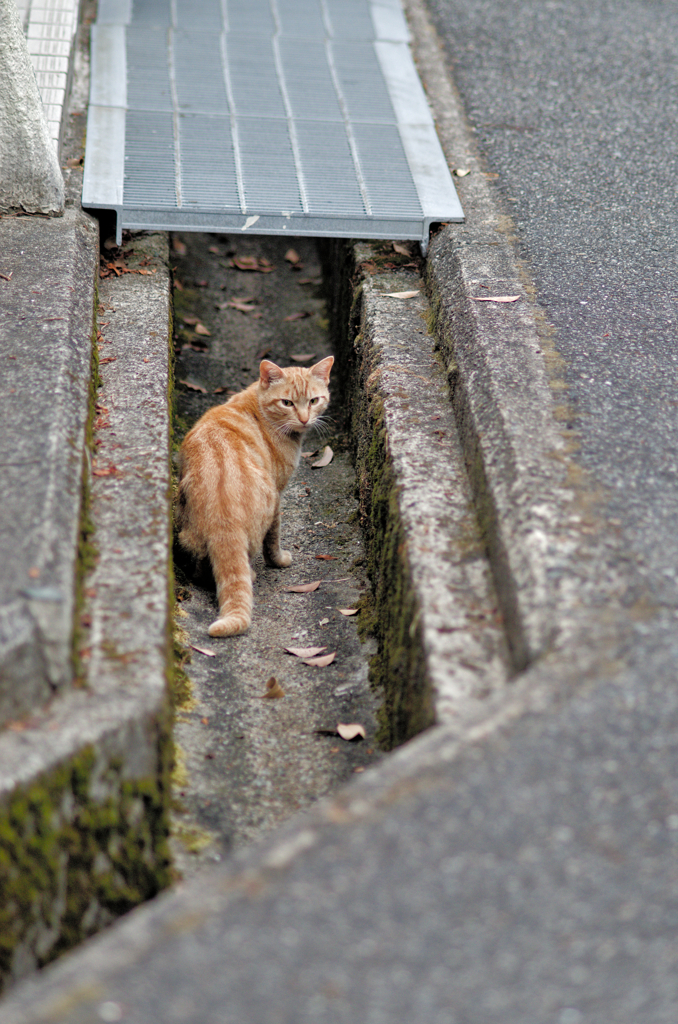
[207, 535, 253, 637]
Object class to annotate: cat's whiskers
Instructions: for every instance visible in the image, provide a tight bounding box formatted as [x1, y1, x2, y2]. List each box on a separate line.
[308, 415, 333, 441]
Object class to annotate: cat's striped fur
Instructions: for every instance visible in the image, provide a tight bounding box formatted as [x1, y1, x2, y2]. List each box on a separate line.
[176, 357, 333, 636]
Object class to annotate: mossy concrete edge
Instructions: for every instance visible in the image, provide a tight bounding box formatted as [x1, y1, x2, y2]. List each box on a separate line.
[0, 231, 175, 994]
[324, 240, 510, 748]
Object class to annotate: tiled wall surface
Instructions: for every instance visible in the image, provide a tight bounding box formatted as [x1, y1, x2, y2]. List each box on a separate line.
[15, 0, 80, 149]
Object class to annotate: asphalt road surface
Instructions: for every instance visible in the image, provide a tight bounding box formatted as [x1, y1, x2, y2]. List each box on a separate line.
[427, 0, 678, 612]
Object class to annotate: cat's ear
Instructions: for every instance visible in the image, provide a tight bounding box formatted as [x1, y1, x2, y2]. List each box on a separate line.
[259, 360, 285, 388]
[310, 355, 334, 384]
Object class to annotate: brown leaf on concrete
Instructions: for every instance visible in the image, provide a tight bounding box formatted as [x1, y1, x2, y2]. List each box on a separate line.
[385, 290, 420, 299]
[283, 311, 311, 322]
[470, 295, 520, 303]
[179, 380, 207, 393]
[285, 248, 301, 264]
[302, 651, 336, 667]
[285, 646, 327, 658]
[260, 676, 285, 699]
[190, 644, 216, 657]
[172, 238, 187, 255]
[284, 580, 321, 593]
[182, 315, 199, 325]
[392, 242, 410, 256]
[315, 554, 337, 560]
[338, 608, 358, 616]
[226, 298, 258, 314]
[290, 353, 316, 362]
[311, 446, 333, 468]
[337, 722, 366, 741]
[194, 322, 211, 336]
[231, 255, 275, 273]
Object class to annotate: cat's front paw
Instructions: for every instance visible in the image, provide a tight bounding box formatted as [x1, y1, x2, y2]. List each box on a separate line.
[276, 550, 292, 567]
[208, 614, 250, 637]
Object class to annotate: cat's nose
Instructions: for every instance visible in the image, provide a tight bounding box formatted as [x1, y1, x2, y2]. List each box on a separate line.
[298, 410, 310, 424]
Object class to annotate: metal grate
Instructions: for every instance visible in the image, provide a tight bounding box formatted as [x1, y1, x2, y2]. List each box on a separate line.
[83, 0, 463, 249]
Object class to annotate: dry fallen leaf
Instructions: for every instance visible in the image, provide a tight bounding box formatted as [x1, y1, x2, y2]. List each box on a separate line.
[284, 580, 321, 593]
[319, 617, 330, 626]
[385, 290, 420, 299]
[315, 554, 337, 561]
[311, 446, 333, 468]
[226, 298, 257, 314]
[290, 352, 316, 362]
[231, 255, 275, 273]
[179, 380, 207, 393]
[172, 238, 187, 255]
[303, 651, 337, 667]
[285, 646, 327, 658]
[453, 167, 471, 177]
[260, 676, 285, 699]
[285, 248, 301, 264]
[392, 242, 410, 256]
[182, 315, 199, 325]
[338, 608, 358, 616]
[208, 245, 220, 254]
[190, 643, 216, 657]
[301, 451, 314, 458]
[194, 322, 211, 336]
[337, 722, 366, 741]
[283, 311, 311, 322]
[470, 295, 520, 303]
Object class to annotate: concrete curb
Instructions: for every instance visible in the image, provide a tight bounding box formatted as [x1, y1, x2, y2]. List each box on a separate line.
[405, 0, 634, 675]
[0, 207, 97, 720]
[0, 227, 175, 993]
[324, 241, 509, 746]
[0, 0, 176, 986]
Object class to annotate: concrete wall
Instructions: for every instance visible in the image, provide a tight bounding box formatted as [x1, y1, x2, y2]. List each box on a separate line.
[0, 0, 64, 215]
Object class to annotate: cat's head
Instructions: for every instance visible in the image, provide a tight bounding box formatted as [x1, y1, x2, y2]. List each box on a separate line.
[258, 357, 333, 436]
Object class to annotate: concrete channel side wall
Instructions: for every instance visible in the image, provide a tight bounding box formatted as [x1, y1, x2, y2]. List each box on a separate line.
[324, 239, 510, 748]
[0, 225, 175, 994]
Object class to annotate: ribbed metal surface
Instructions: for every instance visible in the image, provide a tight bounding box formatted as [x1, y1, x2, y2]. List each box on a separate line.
[83, 0, 463, 248]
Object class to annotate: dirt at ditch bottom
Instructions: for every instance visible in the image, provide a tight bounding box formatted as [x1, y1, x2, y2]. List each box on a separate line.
[170, 234, 382, 879]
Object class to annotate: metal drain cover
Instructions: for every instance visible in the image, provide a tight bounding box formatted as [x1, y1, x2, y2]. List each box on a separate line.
[83, 0, 463, 248]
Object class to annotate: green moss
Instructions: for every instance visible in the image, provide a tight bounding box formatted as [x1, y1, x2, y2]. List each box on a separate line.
[322, 239, 436, 751]
[0, 737, 172, 992]
[173, 823, 213, 854]
[72, 290, 101, 684]
[357, 402, 435, 749]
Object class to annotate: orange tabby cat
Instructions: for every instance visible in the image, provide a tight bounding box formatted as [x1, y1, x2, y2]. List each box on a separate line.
[176, 356, 334, 636]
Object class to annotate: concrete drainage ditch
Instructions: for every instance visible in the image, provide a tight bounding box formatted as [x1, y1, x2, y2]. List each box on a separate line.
[169, 232, 509, 878]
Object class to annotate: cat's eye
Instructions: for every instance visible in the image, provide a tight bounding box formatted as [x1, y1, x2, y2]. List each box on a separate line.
[310, 397, 320, 405]
[281, 399, 294, 407]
